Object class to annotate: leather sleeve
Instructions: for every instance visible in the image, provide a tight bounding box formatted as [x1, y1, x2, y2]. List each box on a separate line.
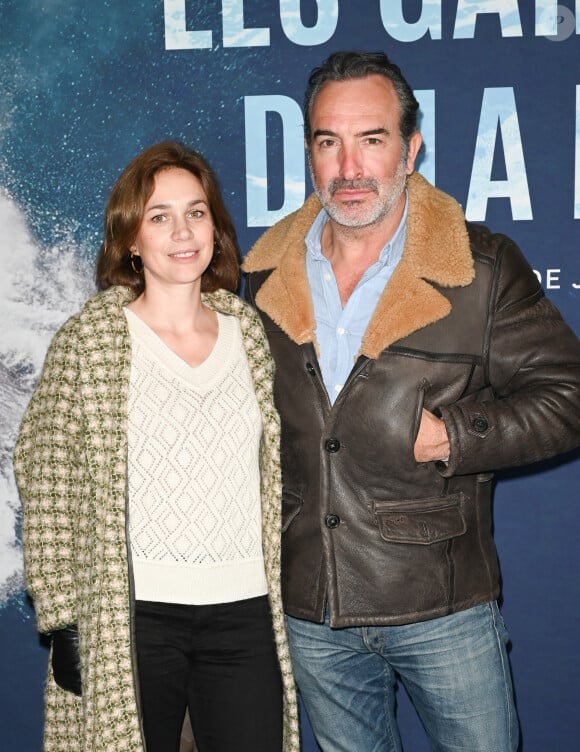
[439, 235, 580, 476]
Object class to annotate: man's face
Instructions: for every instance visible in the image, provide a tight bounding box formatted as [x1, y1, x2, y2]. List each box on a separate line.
[307, 75, 421, 230]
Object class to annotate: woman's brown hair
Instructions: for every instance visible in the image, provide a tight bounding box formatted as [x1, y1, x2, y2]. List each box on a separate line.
[96, 141, 240, 294]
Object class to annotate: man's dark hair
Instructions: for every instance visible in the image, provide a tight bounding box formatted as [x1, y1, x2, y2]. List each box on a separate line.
[304, 51, 420, 149]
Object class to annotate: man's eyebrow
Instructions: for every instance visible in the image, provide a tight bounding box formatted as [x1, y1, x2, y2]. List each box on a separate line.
[358, 128, 389, 137]
[312, 129, 338, 139]
[312, 127, 389, 139]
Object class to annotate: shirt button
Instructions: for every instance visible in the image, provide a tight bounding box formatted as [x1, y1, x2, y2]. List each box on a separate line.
[334, 384, 342, 393]
[325, 514, 340, 529]
[336, 327, 345, 335]
[324, 273, 331, 281]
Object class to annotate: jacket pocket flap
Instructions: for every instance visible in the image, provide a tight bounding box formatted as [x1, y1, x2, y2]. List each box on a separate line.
[373, 494, 466, 545]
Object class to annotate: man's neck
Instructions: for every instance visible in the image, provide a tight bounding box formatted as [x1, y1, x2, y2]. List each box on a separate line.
[321, 205, 404, 306]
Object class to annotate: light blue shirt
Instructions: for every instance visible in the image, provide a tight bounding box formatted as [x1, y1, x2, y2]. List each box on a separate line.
[305, 197, 408, 404]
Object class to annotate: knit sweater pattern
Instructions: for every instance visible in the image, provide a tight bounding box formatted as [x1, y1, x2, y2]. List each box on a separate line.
[126, 309, 267, 605]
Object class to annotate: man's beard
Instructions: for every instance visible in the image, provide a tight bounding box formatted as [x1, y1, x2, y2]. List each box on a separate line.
[310, 156, 407, 229]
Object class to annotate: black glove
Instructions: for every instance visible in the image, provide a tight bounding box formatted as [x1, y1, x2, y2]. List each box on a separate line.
[51, 625, 82, 696]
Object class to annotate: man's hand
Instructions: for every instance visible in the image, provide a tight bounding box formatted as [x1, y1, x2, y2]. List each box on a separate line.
[414, 408, 450, 463]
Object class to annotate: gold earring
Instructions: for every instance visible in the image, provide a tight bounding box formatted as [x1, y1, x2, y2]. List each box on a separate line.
[130, 249, 142, 274]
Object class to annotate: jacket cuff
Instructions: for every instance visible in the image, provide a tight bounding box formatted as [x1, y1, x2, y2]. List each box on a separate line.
[437, 403, 494, 476]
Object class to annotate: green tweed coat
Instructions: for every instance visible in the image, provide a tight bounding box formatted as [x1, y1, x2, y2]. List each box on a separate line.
[14, 285, 300, 752]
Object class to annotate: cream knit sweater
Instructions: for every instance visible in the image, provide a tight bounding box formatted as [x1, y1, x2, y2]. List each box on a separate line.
[125, 309, 267, 605]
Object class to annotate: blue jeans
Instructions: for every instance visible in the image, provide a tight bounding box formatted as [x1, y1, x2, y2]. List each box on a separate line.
[286, 602, 519, 752]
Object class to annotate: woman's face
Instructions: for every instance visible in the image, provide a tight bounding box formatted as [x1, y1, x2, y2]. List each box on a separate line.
[132, 167, 215, 292]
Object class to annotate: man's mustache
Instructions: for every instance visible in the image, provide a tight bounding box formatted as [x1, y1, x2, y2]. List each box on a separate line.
[328, 178, 379, 195]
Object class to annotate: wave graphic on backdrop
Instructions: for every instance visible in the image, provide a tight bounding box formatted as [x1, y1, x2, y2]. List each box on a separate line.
[0, 188, 95, 609]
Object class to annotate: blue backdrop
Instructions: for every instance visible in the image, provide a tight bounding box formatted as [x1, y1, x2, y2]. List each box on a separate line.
[1, 2, 578, 750]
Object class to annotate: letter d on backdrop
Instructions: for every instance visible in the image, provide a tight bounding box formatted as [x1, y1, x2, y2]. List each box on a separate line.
[244, 95, 305, 227]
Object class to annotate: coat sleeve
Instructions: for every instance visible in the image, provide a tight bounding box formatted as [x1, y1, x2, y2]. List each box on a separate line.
[13, 317, 85, 633]
[439, 236, 580, 476]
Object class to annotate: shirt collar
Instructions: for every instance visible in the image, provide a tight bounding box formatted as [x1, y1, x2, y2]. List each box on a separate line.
[305, 191, 409, 268]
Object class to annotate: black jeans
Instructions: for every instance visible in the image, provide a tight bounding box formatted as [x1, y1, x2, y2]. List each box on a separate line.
[135, 596, 283, 752]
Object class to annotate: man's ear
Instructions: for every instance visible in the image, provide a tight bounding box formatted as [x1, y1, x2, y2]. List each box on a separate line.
[406, 131, 423, 174]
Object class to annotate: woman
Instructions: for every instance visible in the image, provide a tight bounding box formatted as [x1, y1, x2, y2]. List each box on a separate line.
[14, 142, 299, 752]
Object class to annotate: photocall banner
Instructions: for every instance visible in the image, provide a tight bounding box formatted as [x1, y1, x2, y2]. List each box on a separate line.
[1, 2, 578, 749]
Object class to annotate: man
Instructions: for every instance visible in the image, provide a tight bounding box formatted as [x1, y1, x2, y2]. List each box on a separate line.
[243, 51, 580, 752]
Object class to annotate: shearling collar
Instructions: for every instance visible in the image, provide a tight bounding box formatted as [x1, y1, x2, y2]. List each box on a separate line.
[243, 173, 474, 359]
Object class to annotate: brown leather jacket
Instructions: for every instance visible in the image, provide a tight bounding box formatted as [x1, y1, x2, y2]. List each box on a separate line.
[243, 174, 580, 628]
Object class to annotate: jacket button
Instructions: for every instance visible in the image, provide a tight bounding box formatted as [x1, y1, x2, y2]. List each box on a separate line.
[306, 362, 316, 375]
[472, 416, 489, 432]
[325, 514, 340, 529]
[325, 438, 341, 452]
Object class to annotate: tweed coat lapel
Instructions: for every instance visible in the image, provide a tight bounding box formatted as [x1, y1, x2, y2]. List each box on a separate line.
[201, 290, 300, 748]
[243, 173, 475, 359]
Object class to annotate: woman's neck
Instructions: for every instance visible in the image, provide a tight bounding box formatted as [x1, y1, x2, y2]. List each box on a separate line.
[126, 284, 219, 367]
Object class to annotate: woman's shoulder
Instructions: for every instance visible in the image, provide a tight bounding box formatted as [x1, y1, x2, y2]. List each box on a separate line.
[203, 288, 249, 315]
[50, 286, 134, 350]
[203, 289, 264, 328]
[79, 286, 135, 319]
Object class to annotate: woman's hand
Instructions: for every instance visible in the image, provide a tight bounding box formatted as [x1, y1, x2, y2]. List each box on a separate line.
[51, 625, 82, 696]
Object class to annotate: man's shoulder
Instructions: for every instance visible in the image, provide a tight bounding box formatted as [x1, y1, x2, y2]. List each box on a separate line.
[466, 222, 526, 268]
[465, 222, 542, 303]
